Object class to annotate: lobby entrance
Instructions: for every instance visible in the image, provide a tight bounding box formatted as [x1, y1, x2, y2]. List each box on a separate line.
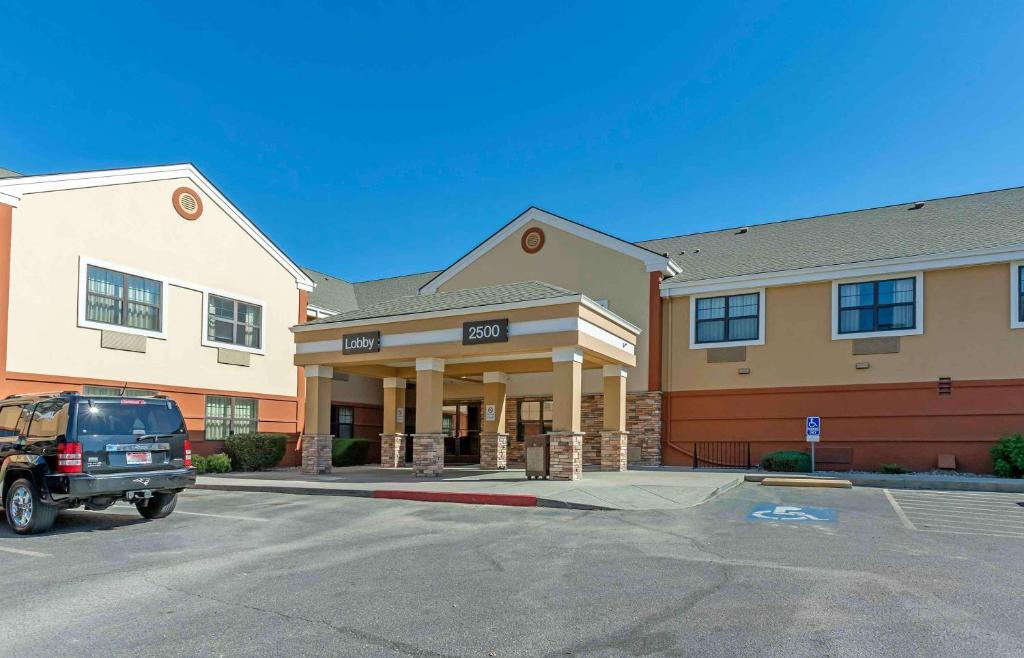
[443, 401, 481, 464]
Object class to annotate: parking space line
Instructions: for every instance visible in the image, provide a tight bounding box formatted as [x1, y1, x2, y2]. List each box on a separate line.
[174, 510, 269, 522]
[0, 544, 51, 557]
[884, 489, 916, 530]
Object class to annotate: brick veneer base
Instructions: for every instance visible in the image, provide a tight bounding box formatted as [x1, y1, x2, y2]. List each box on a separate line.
[300, 434, 333, 475]
[479, 432, 508, 470]
[380, 433, 405, 468]
[600, 431, 628, 471]
[412, 433, 445, 477]
[506, 392, 662, 467]
[548, 431, 583, 480]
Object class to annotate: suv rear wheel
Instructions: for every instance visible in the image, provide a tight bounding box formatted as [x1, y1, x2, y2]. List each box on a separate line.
[5, 477, 58, 534]
[136, 492, 177, 520]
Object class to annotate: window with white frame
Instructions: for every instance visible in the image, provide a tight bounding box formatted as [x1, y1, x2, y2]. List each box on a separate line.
[1017, 265, 1024, 325]
[207, 294, 263, 349]
[694, 292, 760, 344]
[837, 277, 916, 335]
[204, 395, 258, 440]
[85, 264, 162, 332]
[83, 385, 158, 397]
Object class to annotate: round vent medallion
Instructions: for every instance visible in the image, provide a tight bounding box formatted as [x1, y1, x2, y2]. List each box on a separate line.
[172, 187, 203, 220]
[521, 227, 545, 254]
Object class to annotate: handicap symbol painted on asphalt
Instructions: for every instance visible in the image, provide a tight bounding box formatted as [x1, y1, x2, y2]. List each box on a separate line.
[748, 504, 837, 523]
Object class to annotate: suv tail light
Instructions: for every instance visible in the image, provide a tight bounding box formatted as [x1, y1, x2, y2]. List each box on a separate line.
[184, 439, 192, 468]
[58, 441, 83, 474]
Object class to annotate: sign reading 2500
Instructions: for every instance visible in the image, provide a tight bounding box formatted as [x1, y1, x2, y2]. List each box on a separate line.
[463, 319, 509, 345]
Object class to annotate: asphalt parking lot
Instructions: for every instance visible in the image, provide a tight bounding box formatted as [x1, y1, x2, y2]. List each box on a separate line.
[1, 483, 1022, 657]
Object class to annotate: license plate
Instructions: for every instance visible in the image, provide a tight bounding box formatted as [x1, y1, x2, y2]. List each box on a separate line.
[126, 452, 152, 465]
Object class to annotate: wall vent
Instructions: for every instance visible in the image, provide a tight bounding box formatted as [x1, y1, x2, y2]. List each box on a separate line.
[938, 377, 952, 395]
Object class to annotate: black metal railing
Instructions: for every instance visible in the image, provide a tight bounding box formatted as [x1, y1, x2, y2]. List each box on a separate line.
[693, 441, 751, 469]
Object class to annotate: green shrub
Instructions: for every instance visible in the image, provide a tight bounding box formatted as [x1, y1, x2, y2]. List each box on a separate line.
[991, 434, 1024, 478]
[192, 454, 208, 475]
[760, 450, 811, 473]
[879, 463, 909, 475]
[332, 438, 371, 467]
[224, 433, 287, 471]
[205, 453, 232, 473]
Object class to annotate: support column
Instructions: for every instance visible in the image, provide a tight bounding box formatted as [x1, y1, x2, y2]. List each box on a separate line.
[480, 372, 508, 470]
[301, 366, 334, 475]
[413, 358, 445, 477]
[600, 365, 629, 472]
[549, 347, 584, 481]
[380, 377, 406, 468]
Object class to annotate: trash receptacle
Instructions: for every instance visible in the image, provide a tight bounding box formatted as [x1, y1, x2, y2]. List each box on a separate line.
[524, 434, 549, 480]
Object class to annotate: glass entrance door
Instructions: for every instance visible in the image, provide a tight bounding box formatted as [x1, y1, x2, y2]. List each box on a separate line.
[442, 402, 481, 464]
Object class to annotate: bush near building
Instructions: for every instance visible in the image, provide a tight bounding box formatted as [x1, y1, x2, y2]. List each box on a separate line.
[332, 438, 371, 467]
[879, 463, 910, 474]
[760, 450, 811, 473]
[991, 434, 1024, 478]
[224, 433, 287, 471]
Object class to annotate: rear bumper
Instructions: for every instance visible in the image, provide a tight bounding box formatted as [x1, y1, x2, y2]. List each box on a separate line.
[46, 468, 196, 500]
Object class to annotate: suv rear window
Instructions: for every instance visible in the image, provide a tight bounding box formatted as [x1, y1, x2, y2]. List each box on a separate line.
[77, 400, 186, 437]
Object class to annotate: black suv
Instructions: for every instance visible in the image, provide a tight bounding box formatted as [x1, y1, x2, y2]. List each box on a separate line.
[0, 392, 196, 534]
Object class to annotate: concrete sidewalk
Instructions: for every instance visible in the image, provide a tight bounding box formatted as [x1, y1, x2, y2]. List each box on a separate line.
[196, 466, 744, 511]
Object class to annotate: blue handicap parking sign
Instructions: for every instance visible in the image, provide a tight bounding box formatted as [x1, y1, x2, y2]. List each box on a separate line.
[805, 416, 821, 442]
[748, 504, 837, 523]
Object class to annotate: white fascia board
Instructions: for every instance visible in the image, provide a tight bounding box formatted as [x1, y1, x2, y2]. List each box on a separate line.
[292, 293, 642, 336]
[306, 304, 340, 319]
[418, 207, 678, 294]
[0, 190, 19, 207]
[661, 243, 1024, 297]
[0, 164, 314, 292]
[296, 315, 636, 357]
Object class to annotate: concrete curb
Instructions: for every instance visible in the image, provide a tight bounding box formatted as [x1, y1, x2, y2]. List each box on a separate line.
[743, 473, 1024, 493]
[196, 482, 613, 510]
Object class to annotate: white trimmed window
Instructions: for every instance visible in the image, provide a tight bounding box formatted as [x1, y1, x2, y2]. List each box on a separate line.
[204, 395, 258, 440]
[689, 289, 765, 349]
[206, 294, 263, 351]
[831, 272, 924, 340]
[1012, 262, 1024, 330]
[85, 265, 161, 332]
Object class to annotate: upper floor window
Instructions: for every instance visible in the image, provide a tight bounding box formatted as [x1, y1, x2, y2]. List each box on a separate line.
[838, 277, 916, 335]
[1018, 265, 1024, 324]
[694, 292, 760, 345]
[86, 265, 162, 332]
[208, 294, 262, 350]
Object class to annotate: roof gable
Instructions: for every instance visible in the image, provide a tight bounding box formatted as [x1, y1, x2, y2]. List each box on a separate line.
[419, 207, 679, 294]
[0, 163, 314, 291]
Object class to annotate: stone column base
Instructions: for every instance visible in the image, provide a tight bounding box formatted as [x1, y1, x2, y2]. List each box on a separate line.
[380, 433, 406, 468]
[548, 431, 584, 481]
[600, 431, 629, 472]
[300, 434, 333, 475]
[412, 433, 445, 477]
[479, 432, 508, 470]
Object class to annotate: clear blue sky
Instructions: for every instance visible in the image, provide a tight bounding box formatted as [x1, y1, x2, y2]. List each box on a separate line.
[2, 1, 1023, 281]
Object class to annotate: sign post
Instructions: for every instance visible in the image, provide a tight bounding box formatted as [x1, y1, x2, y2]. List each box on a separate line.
[805, 416, 821, 473]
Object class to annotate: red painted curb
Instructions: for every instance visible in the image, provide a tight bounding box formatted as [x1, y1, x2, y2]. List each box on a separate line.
[372, 490, 539, 507]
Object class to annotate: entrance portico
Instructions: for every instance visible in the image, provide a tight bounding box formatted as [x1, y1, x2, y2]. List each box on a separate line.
[292, 281, 639, 480]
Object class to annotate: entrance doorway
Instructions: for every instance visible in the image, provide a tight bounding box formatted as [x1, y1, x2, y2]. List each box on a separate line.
[443, 401, 480, 464]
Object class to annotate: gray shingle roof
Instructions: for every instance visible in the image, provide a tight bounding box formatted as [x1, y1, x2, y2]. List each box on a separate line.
[638, 186, 1024, 282]
[303, 280, 577, 325]
[304, 268, 443, 315]
[353, 271, 441, 308]
[302, 267, 358, 313]
[0, 167, 22, 179]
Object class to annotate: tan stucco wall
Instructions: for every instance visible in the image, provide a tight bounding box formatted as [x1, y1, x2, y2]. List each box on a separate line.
[437, 220, 651, 391]
[7, 178, 300, 397]
[331, 374, 384, 406]
[664, 263, 1024, 391]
